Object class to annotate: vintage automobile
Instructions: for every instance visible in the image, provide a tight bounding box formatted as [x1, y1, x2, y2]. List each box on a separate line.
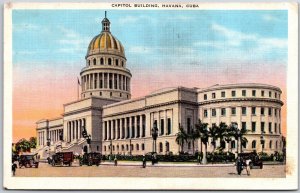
[18, 153, 39, 168]
[79, 152, 101, 166]
[238, 152, 263, 169]
[51, 152, 74, 167]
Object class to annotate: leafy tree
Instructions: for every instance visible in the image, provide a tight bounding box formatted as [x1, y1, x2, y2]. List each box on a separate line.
[175, 124, 188, 153]
[229, 123, 249, 153]
[187, 127, 199, 155]
[216, 122, 228, 150]
[224, 126, 234, 153]
[29, 137, 37, 149]
[15, 138, 31, 153]
[195, 120, 209, 164]
[208, 124, 219, 153]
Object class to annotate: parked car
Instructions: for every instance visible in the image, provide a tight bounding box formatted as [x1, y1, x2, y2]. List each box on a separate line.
[18, 153, 39, 168]
[79, 152, 101, 166]
[51, 152, 74, 167]
[238, 152, 263, 169]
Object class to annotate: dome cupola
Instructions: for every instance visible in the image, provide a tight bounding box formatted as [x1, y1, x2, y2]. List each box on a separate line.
[80, 12, 132, 101]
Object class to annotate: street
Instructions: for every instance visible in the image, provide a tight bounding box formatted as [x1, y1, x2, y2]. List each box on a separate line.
[14, 161, 286, 178]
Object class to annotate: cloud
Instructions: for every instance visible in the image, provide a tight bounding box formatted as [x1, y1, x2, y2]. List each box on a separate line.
[13, 23, 39, 32]
[262, 14, 281, 22]
[211, 23, 256, 46]
[57, 27, 90, 54]
[118, 15, 155, 25]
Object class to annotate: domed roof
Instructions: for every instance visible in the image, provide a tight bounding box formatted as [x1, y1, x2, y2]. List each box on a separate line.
[87, 32, 124, 55]
[86, 13, 125, 57]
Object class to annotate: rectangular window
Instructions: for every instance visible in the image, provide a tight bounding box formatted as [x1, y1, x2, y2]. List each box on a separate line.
[252, 107, 256, 115]
[275, 92, 277, 98]
[221, 91, 225, 97]
[252, 90, 256, 96]
[242, 90, 246, 96]
[212, 93, 216, 99]
[242, 122, 247, 130]
[275, 123, 277, 133]
[221, 108, 226, 116]
[261, 107, 265, 115]
[204, 109, 208, 117]
[251, 122, 256, 132]
[167, 118, 172, 135]
[204, 94, 207, 100]
[242, 107, 247, 115]
[231, 90, 236, 97]
[269, 91, 272, 97]
[261, 122, 265, 133]
[269, 122, 272, 133]
[275, 109, 277, 116]
[268, 108, 272, 116]
[160, 119, 164, 135]
[231, 107, 236, 115]
[261, 90, 265, 97]
[211, 109, 216, 117]
[187, 118, 191, 134]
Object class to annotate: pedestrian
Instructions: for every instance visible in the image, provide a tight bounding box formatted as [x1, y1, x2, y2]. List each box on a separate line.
[12, 161, 17, 176]
[197, 154, 201, 165]
[142, 155, 146, 168]
[236, 156, 243, 175]
[245, 158, 251, 176]
[114, 156, 118, 166]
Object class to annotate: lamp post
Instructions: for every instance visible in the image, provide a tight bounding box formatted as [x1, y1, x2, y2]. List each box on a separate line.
[260, 134, 265, 154]
[151, 124, 158, 153]
[46, 138, 51, 159]
[232, 123, 241, 158]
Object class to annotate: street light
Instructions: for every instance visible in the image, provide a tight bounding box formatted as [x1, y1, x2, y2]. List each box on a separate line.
[260, 134, 265, 154]
[46, 138, 51, 159]
[233, 123, 241, 157]
[151, 124, 158, 153]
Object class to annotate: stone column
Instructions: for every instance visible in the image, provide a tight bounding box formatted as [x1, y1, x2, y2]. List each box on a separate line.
[125, 76, 127, 91]
[98, 73, 100, 89]
[135, 115, 138, 138]
[120, 118, 123, 139]
[107, 73, 110, 89]
[125, 117, 128, 138]
[112, 73, 115, 89]
[102, 73, 104, 89]
[117, 74, 120, 90]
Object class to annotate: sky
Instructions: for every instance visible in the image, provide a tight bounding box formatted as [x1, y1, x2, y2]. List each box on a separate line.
[12, 10, 288, 142]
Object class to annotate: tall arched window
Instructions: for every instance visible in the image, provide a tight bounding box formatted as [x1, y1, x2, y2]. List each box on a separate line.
[121, 145, 124, 151]
[100, 58, 104, 65]
[112, 145, 115, 151]
[104, 146, 106, 151]
[93, 58, 96, 65]
[126, 144, 129, 151]
[252, 140, 256, 148]
[108, 58, 112, 65]
[269, 140, 272, 149]
[141, 143, 145, 151]
[117, 145, 119, 151]
[166, 141, 170, 152]
[136, 144, 139, 151]
[115, 59, 119, 66]
[121, 61, 124, 67]
[159, 142, 163, 153]
[275, 141, 278, 149]
[88, 60, 91, 66]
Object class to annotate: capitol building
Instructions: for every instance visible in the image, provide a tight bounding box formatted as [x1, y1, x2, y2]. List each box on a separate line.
[35, 14, 284, 158]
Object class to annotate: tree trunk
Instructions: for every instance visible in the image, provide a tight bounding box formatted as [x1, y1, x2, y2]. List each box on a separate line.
[202, 143, 207, 164]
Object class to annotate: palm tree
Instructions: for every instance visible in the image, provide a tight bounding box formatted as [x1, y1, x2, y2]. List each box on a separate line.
[29, 137, 37, 149]
[217, 122, 228, 151]
[15, 138, 31, 153]
[175, 124, 188, 153]
[208, 124, 219, 153]
[224, 126, 234, 153]
[195, 120, 209, 164]
[230, 123, 249, 154]
[188, 127, 199, 155]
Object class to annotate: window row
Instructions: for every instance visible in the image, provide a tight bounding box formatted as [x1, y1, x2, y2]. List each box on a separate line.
[251, 140, 282, 150]
[104, 115, 146, 140]
[104, 143, 145, 152]
[37, 131, 46, 146]
[203, 89, 281, 100]
[153, 118, 172, 136]
[87, 57, 124, 67]
[82, 73, 130, 92]
[203, 107, 281, 117]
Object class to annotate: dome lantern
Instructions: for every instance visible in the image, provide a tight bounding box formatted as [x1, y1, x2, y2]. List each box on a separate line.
[102, 11, 110, 32]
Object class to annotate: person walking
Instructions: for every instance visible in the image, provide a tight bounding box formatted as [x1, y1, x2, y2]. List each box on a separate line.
[245, 158, 251, 176]
[236, 156, 243, 175]
[142, 155, 146, 168]
[12, 161, 17, 176]
[114, 156, 118, 166]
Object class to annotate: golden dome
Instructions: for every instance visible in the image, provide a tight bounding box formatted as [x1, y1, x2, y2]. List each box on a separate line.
[87, 32, 124, 55]
[86, 14, 125, 57]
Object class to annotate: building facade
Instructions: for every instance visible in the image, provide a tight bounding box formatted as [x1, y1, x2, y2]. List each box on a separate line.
[35, 14, 284, 158]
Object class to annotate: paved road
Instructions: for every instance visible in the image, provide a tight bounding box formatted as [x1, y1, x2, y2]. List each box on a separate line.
[14, 162, 285, 178]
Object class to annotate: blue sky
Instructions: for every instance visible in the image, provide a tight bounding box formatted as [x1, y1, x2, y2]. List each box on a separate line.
[13, 10, 288, 72]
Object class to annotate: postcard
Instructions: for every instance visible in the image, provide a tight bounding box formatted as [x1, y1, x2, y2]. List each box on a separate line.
[3, 2, 298, 190]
